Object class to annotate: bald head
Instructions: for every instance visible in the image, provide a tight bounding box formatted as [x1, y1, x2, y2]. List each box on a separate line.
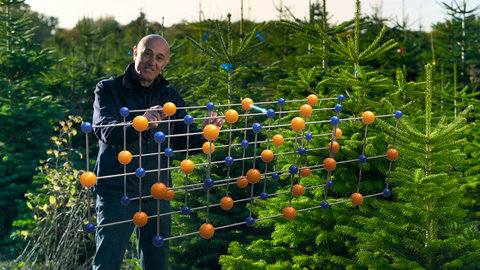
[133, 35, 170, 87]
[137, 35, 170, 53]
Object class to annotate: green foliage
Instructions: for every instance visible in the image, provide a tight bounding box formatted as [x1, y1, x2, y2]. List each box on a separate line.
[307, 0, 397, 73]
[0, 0, 65, 250]
[0, 0, 478, 268]
[10, 116, 94, 269]
[335, 65, 480, 269]
[187, 14, 265, 103]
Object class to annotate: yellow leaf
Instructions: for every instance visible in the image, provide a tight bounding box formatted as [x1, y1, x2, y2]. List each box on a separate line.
[59, 121, 65, 126]
[49, 196, 56, 205]
[72, 129, 77, 136]
[26, 201, 33, 209]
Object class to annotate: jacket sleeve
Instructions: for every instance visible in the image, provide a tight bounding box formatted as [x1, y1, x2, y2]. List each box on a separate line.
[92, 80, 138, 146]
[170, 91, 206, 153]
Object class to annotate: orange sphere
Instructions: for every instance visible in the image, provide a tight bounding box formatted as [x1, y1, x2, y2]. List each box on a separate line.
[164, 189, 175, 201]
[300, 167, 311, 177]
[225, 109, 239, 124]
[133, 211, 148, 227]
[118, 150, 132, 165]
[362, 111, 375, 125]
[351, 192, 364, 206]
[241, 98, 253, 111]
[272, 134, 284, 146]
[203, 124, 219, 141]
[163, 102, 177, 116]
[323, 158, 337, 172]
[180, 159, 195, 174]
[328, 141, 340, 153]
[307, 94, 318, 106]
[220, 196, 234, 210]
[300, 104, 313, 118]
[199, 223, 215, 239]
[386, 148, 399, 161]
[291, 117, 305, 132]
[246, 169, 261, 184]
[236, 177, 248, 188]
[292, 184, 304, 196]
[202, 142, 215, 154]
[261, 149, 274, 163]
[334, 128, 343, 139]
[283, 206, 296, 220]
[133, 115, 149, 132]
[80, 171, 97, 188]
[150, 182, 167, 199]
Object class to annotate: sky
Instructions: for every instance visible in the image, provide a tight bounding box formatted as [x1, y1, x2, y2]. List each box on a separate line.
[24, 0, 480, 31]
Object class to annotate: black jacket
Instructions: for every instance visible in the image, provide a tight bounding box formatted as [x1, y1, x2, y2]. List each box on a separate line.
[92, 64, 205, 197]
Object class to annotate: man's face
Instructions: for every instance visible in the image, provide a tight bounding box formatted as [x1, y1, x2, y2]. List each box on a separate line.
[133, 37, 170, 87]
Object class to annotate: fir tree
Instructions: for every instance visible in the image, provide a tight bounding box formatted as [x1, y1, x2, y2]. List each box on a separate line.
[187, 14, 265, 104]
[336, 64, 480, 269]
[0, 0, 64, 250]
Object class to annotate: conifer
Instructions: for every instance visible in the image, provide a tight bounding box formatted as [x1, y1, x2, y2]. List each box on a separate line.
[335, 64, 479, 269]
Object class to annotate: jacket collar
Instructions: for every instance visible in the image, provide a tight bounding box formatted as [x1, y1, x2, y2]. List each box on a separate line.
[123, 63, 169, 91]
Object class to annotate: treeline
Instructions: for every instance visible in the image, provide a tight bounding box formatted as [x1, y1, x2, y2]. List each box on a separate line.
[1, 0, 479, 269]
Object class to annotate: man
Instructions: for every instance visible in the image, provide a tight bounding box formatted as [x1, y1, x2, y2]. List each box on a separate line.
[92, 35, 224, 270]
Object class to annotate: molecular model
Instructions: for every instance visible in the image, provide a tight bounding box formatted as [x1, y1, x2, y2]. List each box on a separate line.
[79, 94, 403, 246]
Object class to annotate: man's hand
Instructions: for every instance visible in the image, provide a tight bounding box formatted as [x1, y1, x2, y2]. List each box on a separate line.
[203, 112, 225, 130]
[143, 105, 166, 129]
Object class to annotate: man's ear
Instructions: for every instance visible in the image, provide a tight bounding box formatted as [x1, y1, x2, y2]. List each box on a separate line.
[133, 46, 137, 61]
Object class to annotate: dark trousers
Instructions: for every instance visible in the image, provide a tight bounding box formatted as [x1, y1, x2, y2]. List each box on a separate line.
[93, 193, 171, 270]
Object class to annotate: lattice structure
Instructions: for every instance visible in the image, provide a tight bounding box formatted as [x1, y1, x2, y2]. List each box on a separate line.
[79, 94, 403, 246]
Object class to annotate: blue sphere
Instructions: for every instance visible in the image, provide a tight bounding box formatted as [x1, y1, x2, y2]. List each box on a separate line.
[252, 123, 262, 133]
[225, 156, 234, 166]
[289, 165, 298, 175]
[203, 178, 214, 189]
[241, 140, 249, 148]
[136, 168, 146, 178]
[184, 115, 194, 125]
[305, 133, 313, 141]
[358, 155, 367, 164]
[395, 110, 403, 119]
[298, 147, 307, 156]
[154, 131, 166, 143]
[277, 98, 286, 106]
[119, 107, 130, 117]
[320, 201, 330, 210]
[164, 148, 174, 157]
[206, 102, 215, 111]
[271, 173, 279, 180]
[152, 236, 164, 247]
[181, 206, 191, 215]
[334, 104, 343, 113]
[382, 188, 391, 197]
[337, 95, 345, 102]
[120, 196, 130, 205]
[84, 223, 95, 234]
[266, 109, 275, 118]
[260, 192, 268, 200]
[81, 122, 93, 134]
[330, 116, 340, 125]
[245, 217, 255, 227]
[327, 180, 334, 188]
